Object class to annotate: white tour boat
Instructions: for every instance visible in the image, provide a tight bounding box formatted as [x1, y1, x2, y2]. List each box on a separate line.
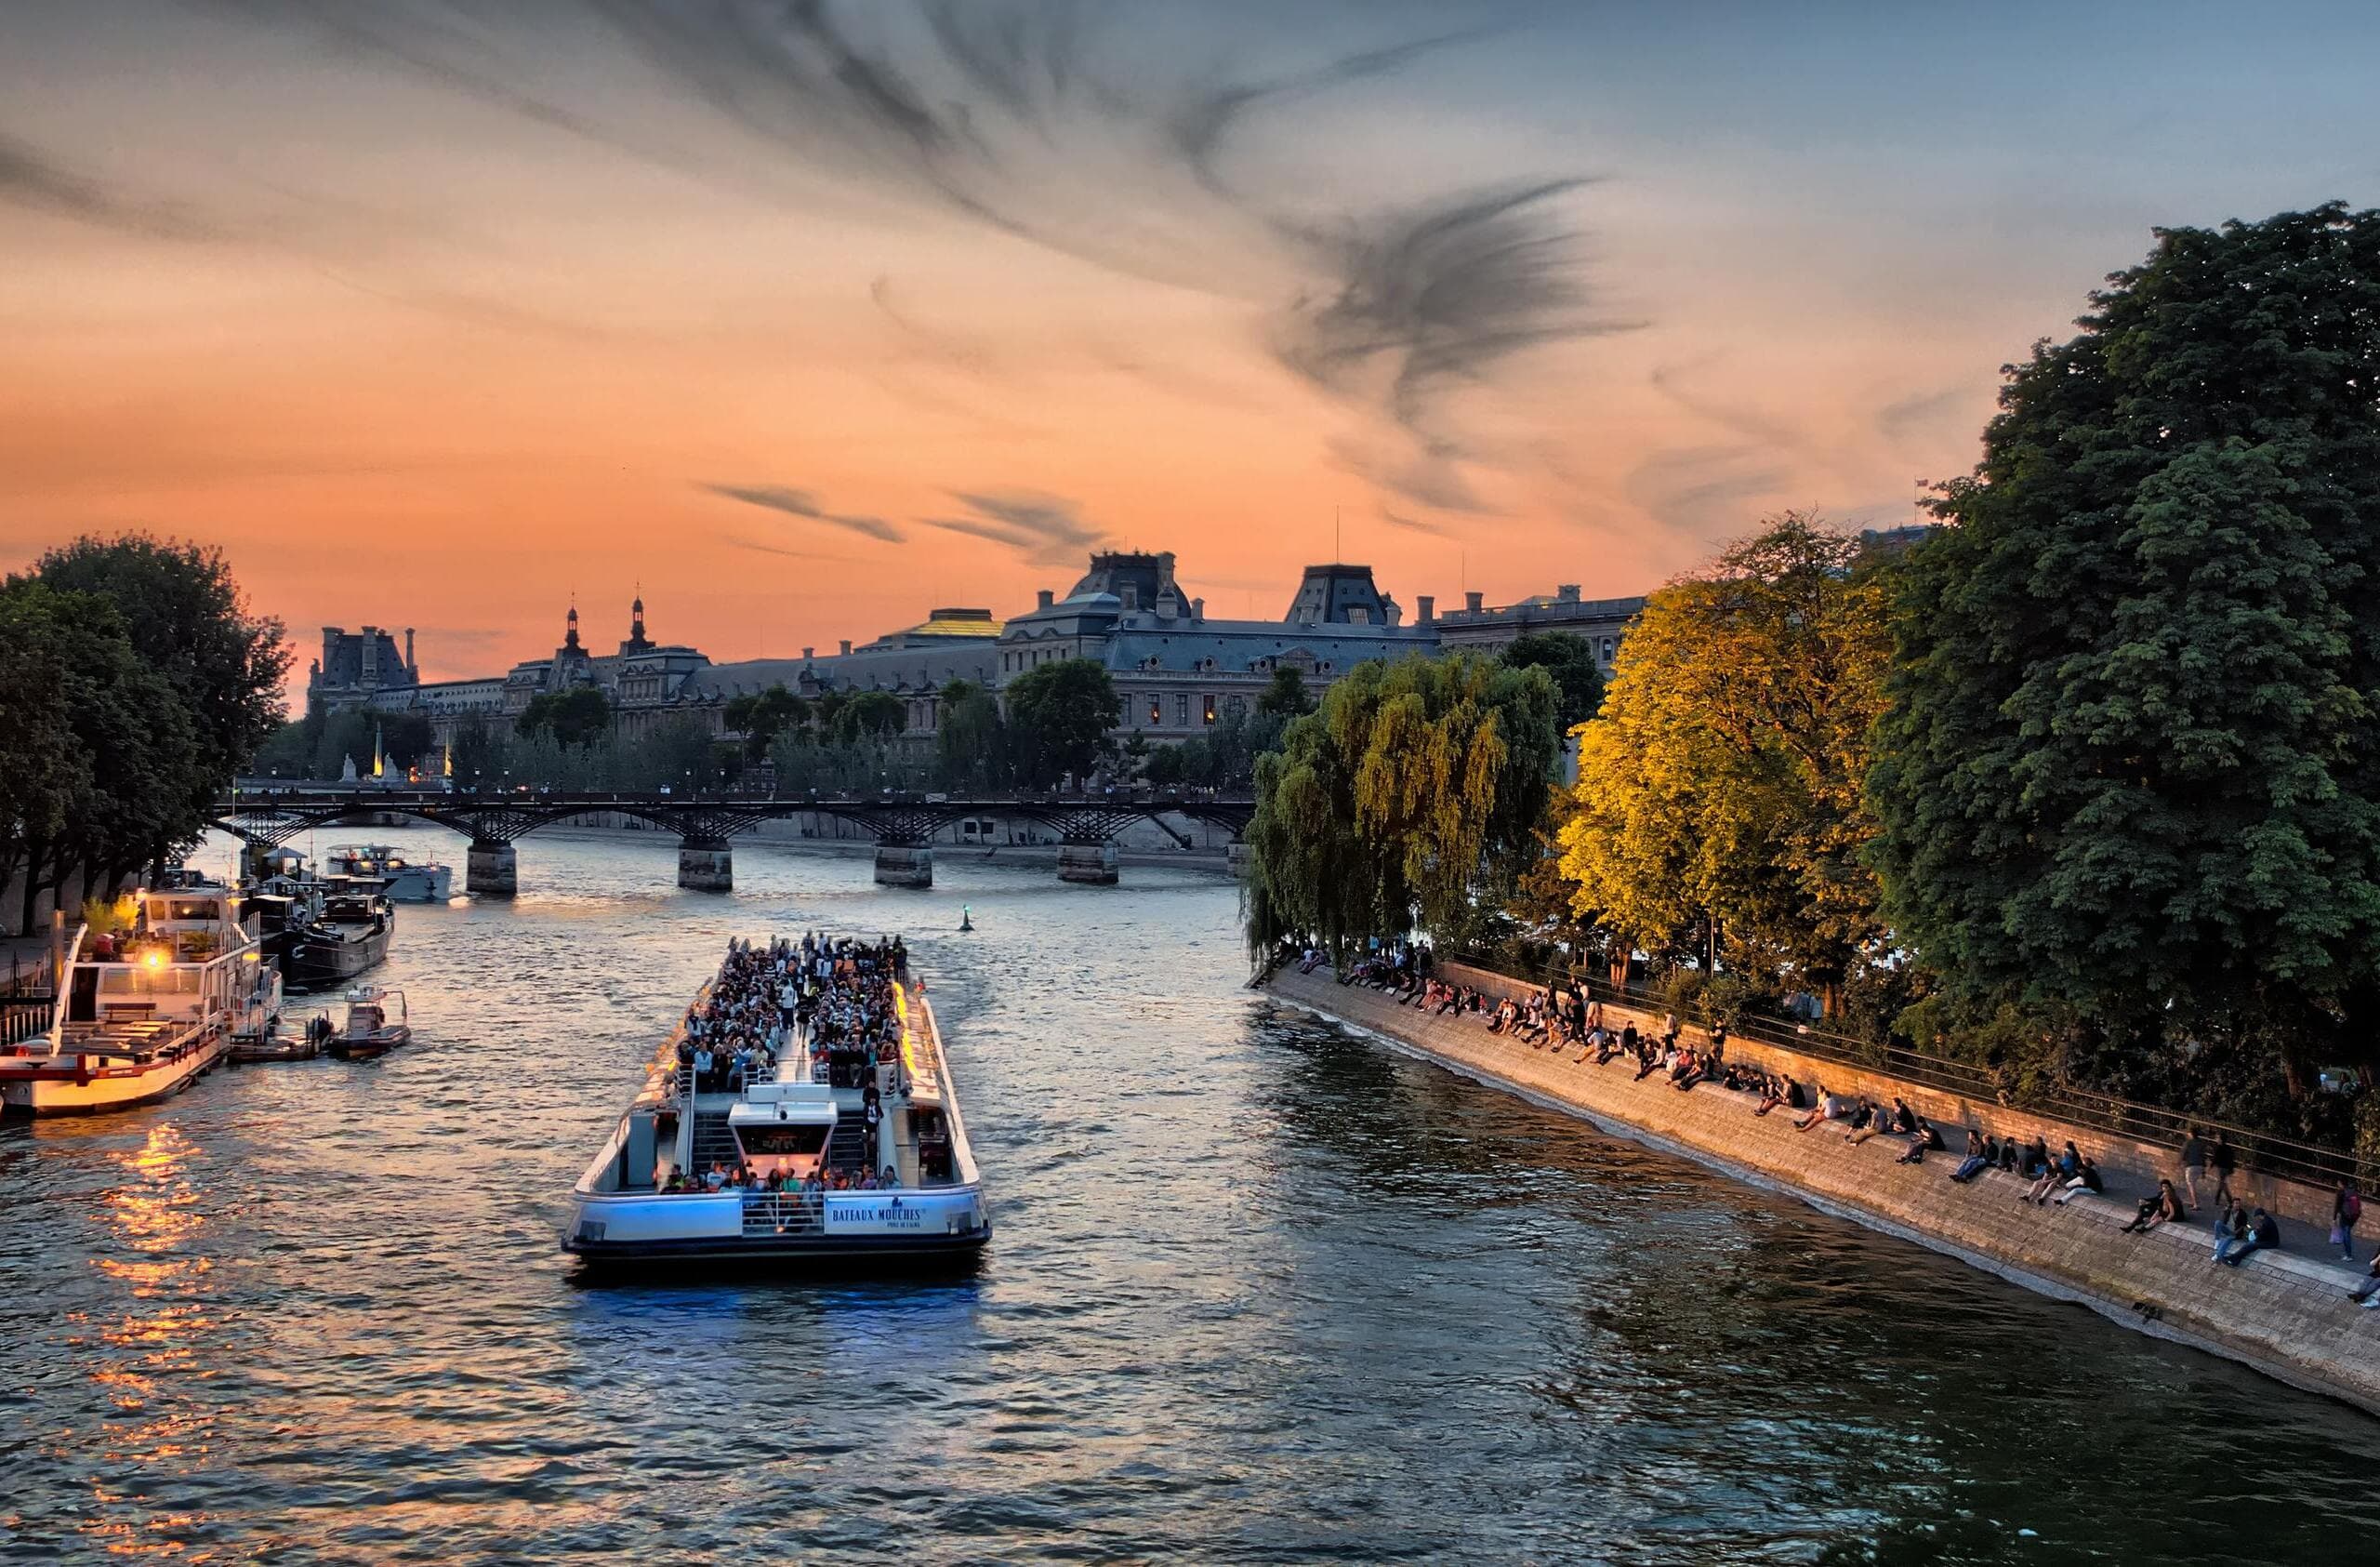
[562, 934, 990, 1268]
[0, 883, 276, 1115]
[324, 843, 452, 903]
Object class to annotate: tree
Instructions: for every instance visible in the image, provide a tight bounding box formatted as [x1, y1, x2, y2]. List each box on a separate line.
[1256, 664, 1314, 718]
[936, 680, 1008, 788]
[722, 684, 808, 761]
[516, 685, 612, 748]
[34, 533, 288, 791]
[827, 690, 905, 745]
[450, 717, 505, 787]
[1498, 631, 1606, 729]
[1246, 652, 1558, 961]
[1558, 515, 1890, 1007]
[1004, 658, 1121, 786]
[1866, 204, 2380, 1093]
[1141, 743, 1187, 788]
[381, 710, 436, 771]
[311, 709, 376, 781]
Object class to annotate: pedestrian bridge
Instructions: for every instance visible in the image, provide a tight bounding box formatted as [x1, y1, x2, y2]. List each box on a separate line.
[208, 787, 1256, 894]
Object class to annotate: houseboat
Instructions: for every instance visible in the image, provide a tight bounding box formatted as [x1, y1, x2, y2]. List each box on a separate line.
[279, 878, 395, 991]
[562, 934, 989, 1268]
[0, 883, 277, 1115]
[325, 843, 453, 903]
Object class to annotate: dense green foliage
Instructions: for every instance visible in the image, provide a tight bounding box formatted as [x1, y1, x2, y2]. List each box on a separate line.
[516, 685, 613, 748]
[1246, 652, 1559, 962]
[2, 536, 287, 933]
[1256, 664, 1314, 718]
[1498, 631, 1606, 729]
[1002, 658, 1122, 786]
[722, 685, 808, 760]
[1869, 204, 2380, 1106]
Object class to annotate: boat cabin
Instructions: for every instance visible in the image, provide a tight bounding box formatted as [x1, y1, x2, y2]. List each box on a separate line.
[727, 1082, 839, 1181]
[59, 889, 258, 1050]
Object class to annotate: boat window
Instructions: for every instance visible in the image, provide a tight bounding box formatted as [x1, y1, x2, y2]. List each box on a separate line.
[737, 1124, 829, 1157]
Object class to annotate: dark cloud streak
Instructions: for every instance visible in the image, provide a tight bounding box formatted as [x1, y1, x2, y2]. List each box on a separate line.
[701, 483, 906, 543]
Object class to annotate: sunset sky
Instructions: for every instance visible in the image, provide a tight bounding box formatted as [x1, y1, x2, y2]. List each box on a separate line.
[7, 1, 2379, 687]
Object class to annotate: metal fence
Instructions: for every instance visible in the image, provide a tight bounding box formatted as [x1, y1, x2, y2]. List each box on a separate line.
[1446, 958, 2380, 1195]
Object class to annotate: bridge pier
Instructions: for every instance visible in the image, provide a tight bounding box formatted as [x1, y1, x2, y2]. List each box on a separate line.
[1057, 843, 1119, 885]
[873, 844, 933, 887]
[467, 843, 517, 898]
[677, 841, 733, 893]
[1226, 842, 1251, 879]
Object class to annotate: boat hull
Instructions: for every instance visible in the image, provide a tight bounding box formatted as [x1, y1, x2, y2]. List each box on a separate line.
[0, 1033, 229, 1115]
[562, 1187, 991, 1270]
[284, 922, 391, 991]
[377, 866, 452, 903]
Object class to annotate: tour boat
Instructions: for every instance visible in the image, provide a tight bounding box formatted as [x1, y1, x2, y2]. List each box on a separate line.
[323, 986, 411, 1060]
[562, 936, 990, 1268]
[0, 883, 277, 1115]
[325, 843, 453, 903]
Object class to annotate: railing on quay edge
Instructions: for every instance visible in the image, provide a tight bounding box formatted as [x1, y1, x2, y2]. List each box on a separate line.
[1425, 956, 2380, 1197]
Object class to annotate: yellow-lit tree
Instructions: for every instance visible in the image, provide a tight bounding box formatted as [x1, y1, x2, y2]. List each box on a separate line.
[1557, 513, 1891, 1009]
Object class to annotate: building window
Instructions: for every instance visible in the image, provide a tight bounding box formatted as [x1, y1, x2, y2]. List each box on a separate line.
[1225, 694, 1246, 719]
[1174, 694, 1190, 727]
[1202, 694, 1217, 725]
[1600, 637, 1616, 661]
[1149, 697, 1161, 724]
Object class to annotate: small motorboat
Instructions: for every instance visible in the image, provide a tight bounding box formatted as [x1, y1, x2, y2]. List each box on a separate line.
[324, 986, 411, 1060]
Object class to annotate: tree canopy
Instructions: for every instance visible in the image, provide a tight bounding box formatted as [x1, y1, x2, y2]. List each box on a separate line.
[1256, 664, 1314, 717]
[1246, 652, 1558, 960]
[1498, 631, 1606, 729]
[516, 685, 612, 748]
[1866, 204, 2380, 1086]
[3, 538, 282, 934]
[723, 684, 808, 761]
[1560, 515, 1891, 1003]
[1004, 658, 1121, 785]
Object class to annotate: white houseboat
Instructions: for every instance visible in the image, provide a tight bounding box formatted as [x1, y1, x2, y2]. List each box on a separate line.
[562, 936, 989, 1268]
[325, 843, 453, 903]
[0, 883, 277, 1115]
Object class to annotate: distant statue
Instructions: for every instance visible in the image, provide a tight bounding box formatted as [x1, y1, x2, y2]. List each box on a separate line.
[338, 753, 359, 782]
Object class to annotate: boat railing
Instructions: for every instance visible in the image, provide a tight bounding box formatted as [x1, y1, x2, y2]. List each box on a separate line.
[739, 1189, 825, 1236]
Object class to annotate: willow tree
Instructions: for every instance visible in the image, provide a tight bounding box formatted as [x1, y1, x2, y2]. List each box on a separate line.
[1559, 515, 1891, 1006]
[1246, 651, 1558, 962]
[1867, 205, 2380, 1095]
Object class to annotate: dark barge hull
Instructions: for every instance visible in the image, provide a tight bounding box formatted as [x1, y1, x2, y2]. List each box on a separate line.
[283, 923, 391, 991]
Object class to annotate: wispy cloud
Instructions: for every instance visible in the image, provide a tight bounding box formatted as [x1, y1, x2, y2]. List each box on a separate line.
[1376, 503, 1451, 538]
[920, 488, 1106, 564]
[1622, 445, 1787, 537]
[0, 133, 220, 241]
[700, 483, 906, 544]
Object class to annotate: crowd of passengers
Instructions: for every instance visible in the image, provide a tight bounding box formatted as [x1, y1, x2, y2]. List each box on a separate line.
[665, 933, 911, 1194]
[673, 932, 909, 1094]
[1301, 939, 2377, 1304]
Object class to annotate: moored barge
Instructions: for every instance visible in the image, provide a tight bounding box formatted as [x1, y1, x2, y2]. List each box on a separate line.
[562, 933, 989, 1268]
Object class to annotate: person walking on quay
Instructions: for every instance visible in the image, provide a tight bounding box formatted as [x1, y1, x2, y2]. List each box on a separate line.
[2211, 1133, 2237, 1208]
[2179, 1128, 2208, 1208]
[2333, 1177, 2362, 1262]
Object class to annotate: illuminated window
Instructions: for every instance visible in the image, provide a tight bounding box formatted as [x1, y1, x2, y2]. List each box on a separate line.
[1149, 697, 1162, 724]
[1203, 695, 1217, 725]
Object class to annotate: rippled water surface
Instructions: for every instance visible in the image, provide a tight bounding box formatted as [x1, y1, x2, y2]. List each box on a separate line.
[6, 828, 2379, 1564]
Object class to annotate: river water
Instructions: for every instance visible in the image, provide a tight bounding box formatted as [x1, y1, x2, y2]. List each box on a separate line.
[4, 828, 2377, 1564]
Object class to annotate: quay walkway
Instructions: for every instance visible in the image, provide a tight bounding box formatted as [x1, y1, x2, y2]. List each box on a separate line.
[1264, 962, 2380, 1417]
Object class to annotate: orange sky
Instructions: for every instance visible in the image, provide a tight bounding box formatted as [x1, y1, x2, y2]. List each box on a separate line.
[6, 1, 2377, 692]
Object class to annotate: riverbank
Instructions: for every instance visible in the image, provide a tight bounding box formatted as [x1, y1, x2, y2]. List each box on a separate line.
[1264, 963, 2380, 1418]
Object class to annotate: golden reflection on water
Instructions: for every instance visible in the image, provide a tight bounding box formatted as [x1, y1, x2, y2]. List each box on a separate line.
[60, 1121, 227, 1558]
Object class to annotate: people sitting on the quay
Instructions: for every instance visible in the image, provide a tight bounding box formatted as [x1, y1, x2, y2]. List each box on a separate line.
[1950, 1130, 1992, 1182]
[1671, 1045, 1709, 1093]
[2023, 1143, 2082, 1203]
[2120, 1177, 2188, 1231]
[2051, 1156, 2106, 1205]
[2347, 1254, 2380, 1308]
[1895, 1114, 1944, 1165]
[2217, 1205, 2281, 1267]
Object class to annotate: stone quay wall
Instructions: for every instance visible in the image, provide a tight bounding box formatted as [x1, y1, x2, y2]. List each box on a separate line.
[1264, 963, 2380, 1417]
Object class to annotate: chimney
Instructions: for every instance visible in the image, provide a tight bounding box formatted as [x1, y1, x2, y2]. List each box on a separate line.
[839, 639, 853, 657]
[1191, 596, 1205, 620]
[802, 645, 815, 660]
[404, 628, 416, 673]
[1465, 591, 1484, 613]
[1037, 589, 1054, 610]
[1120, 584, 1139, 612]
[1557, 583, 1580, 604]
[1416, 595, 1435, 625]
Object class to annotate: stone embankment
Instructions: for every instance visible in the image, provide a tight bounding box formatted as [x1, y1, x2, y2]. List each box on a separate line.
[1264, 963, 2380, 1417]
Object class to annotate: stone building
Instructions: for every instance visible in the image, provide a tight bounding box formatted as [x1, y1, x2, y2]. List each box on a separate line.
[1429, 584, 1646, 673]
[308, 625, 416, 707]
